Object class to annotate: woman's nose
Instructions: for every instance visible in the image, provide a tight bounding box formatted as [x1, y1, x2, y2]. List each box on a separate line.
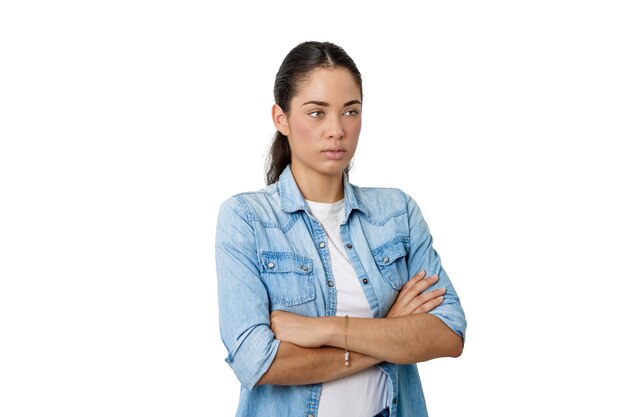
[326, 116, 345, 139]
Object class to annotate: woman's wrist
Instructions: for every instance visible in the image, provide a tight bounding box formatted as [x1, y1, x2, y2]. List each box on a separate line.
[316, 316, 345, 348]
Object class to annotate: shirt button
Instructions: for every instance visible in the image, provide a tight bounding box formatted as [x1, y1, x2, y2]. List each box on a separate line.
[362, 278, 369, 284]
[346, 243, 353, 249]
[392, 397, 398, 404]
[267, 262, 275, 269]
[382, 256, 389, 264]
[327, 280, 334, 287]
[319, 242, 326, 249]
[301, 265, 309, 272]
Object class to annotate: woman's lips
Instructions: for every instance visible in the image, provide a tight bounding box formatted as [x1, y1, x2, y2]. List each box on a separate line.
[322, 150, 346, 160]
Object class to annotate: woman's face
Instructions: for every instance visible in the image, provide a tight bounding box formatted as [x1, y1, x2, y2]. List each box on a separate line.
[273, 67, 362, 180]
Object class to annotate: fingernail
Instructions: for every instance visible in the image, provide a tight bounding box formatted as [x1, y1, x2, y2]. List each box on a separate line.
[419, 271, 426, 277]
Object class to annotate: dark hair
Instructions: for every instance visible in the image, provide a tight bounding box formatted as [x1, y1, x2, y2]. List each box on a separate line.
[265, 41, 363, 185]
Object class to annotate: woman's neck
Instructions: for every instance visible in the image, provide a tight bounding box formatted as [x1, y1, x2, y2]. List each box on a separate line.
[291, 165, 344, 203]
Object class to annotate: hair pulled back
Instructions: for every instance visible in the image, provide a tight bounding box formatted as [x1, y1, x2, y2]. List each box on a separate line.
[265, 41, 362, 185]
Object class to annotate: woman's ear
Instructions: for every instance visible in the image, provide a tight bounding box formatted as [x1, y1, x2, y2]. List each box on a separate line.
[272, 104, 290, 136]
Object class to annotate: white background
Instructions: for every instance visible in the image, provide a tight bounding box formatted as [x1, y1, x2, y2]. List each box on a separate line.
[1, 1, 625, 416]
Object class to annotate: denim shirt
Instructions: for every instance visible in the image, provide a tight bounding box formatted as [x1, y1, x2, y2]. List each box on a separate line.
[215, 165, 466, 417]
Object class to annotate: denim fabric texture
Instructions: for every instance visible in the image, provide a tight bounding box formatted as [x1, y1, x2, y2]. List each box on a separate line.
[215, 165, 466, 417]
[373, 407, 390, 417]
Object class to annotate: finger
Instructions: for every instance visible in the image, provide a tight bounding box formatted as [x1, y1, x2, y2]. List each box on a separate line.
[402, 270, 427, 292]
[411, 270, 427, 281]
[409, 273, 439, 292]
[405, 286, 445, 313]
[415, 274, 439, 293]
[395, 271, 426, 303]
[398, 274, 439, 304]
[401, 271, 426, 293]
[413, 295, 445, 314]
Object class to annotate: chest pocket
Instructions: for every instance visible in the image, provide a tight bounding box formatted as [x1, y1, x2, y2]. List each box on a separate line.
[259, 251, 315, 307]
[372, 237, 409, 291]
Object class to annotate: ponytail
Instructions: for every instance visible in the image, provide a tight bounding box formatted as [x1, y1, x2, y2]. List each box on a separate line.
[265, 132, 291, 185]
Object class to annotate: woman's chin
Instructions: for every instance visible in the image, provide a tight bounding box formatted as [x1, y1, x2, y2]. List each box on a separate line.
[319, 161, 350, 176]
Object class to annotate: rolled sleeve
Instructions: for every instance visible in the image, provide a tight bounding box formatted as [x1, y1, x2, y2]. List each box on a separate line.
[403, 192, 467, 341]
[215, 196, 280, 390]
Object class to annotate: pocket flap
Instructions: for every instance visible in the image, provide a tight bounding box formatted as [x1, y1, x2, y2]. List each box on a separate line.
[260, 251, 313, 274]
[372, 238, 407, 266]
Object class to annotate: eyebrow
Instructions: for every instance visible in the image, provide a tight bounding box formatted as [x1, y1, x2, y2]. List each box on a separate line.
[301, 100, 362, 107]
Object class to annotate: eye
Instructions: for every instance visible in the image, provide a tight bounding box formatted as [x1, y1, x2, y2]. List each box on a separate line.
[309, 110, 324, 118]
[344, 109, 360, 117]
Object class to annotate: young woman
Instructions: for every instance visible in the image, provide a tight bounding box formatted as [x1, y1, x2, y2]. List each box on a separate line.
[215, 41, 466, 417]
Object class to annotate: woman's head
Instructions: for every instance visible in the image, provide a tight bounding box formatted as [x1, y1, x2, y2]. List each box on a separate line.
[265, 41, 362, 185]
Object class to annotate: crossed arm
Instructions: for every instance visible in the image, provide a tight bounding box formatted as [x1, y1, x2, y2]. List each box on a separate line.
[257, 271, 464, 386]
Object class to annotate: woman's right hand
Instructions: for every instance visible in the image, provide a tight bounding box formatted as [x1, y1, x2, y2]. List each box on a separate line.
[386, 271, 446, 318]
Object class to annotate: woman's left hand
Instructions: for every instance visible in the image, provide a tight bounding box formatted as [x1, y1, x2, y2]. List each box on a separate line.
[270, 310, 326, 348]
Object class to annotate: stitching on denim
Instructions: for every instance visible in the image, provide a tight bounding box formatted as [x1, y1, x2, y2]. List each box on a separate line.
[371, 235, 410, 256]
[371, 235, 410, 290]
[361, 206, 408, 226]
[235, 193, 299, 232]
[259, 251, 315, 306]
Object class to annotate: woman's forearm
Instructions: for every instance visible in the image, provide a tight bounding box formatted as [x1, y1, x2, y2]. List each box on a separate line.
[320, 314, 463, 364]
[256, 341, 382, 387]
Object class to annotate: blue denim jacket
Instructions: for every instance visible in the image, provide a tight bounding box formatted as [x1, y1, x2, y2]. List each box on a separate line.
[215, 165, 466, 417]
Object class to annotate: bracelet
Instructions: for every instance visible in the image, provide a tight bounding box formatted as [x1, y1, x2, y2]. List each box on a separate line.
[344, 315, 350, 367]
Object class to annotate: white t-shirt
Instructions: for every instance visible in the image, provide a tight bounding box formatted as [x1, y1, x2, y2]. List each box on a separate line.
[306, 199, 389, 417]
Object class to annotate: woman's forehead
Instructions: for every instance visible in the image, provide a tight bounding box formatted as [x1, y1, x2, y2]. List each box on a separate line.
[293, 67, 361, 104]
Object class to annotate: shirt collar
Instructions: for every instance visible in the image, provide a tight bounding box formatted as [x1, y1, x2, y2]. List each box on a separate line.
[278, 164, 368, 221]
